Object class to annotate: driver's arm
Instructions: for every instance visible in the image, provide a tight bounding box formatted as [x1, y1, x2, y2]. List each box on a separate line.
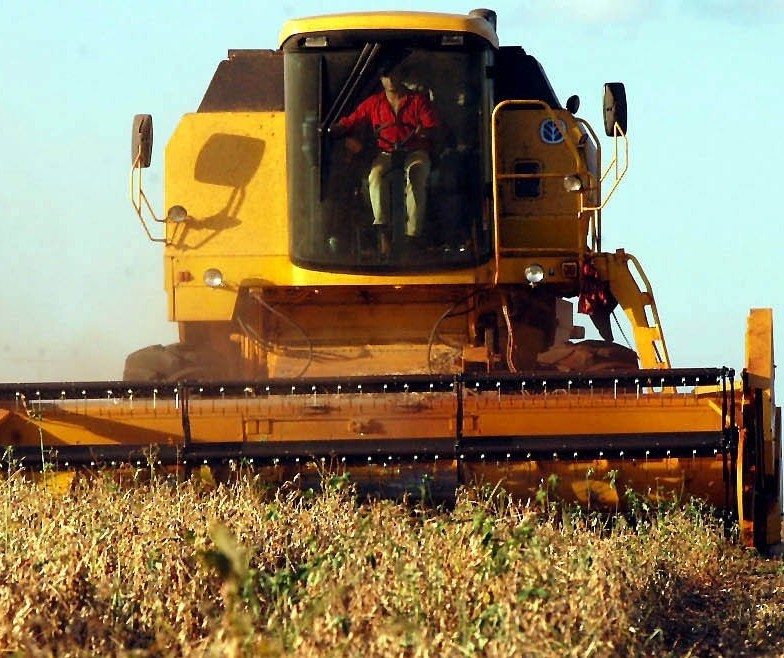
[413, 95, 440, 144]
[330, 96, 373, 139]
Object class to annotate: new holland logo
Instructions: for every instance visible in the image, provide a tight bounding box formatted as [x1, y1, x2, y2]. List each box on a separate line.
[540, 118, 566, 144]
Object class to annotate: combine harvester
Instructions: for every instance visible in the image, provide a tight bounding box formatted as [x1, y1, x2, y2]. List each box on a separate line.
[1, 9, 780, 549]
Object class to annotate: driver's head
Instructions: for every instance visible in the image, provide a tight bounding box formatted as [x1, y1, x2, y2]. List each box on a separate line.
[380, 65, 404, 93]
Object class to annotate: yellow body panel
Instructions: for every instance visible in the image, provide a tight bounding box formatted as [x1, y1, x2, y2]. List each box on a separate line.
[164, 112, 287, 321]
[163, 113, 500, 323]
[494, 107, 586, 253]
[738, 308, 781, 546]
[279, 11, 499, 49]
[462, 394, 724, 438]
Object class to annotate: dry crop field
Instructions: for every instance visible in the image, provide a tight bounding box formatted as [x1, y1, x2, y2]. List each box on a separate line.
[2, 469, 784, 657]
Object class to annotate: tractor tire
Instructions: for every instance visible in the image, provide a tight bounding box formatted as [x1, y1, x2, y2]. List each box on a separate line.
[123, 343, 230, 382]
[536, 340, 639, 373]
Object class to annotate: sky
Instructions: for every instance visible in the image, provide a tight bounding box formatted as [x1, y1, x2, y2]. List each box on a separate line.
[1, 0, 783, 392]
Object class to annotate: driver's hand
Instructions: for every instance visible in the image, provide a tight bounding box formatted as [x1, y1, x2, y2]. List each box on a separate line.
[344, 136, 363, 155]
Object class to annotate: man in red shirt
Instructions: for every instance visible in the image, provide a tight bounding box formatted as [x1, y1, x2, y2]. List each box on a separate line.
[331, 65, 440, 255]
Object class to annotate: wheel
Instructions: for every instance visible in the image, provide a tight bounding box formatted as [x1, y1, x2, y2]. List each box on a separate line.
[123, 343, 230, 382]
[535, 340, 639, 373]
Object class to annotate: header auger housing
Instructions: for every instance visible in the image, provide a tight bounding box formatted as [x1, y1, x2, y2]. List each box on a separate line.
[2, 9, 780, 550]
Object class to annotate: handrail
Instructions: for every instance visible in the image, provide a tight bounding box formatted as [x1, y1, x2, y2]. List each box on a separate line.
[624, 251, 671, 369]
[582, 121, 628, 214]
[603, 250, 671, 370]
[572, 117, 601, 251]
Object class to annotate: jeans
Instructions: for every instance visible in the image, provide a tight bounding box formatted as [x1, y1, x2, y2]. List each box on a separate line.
[367, 149, 431, 238]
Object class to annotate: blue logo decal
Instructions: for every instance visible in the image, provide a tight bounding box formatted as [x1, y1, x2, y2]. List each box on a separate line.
[540, 119, 566, 144]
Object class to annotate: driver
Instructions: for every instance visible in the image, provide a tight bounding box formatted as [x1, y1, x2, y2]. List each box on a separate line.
[330, 64, 440, 254]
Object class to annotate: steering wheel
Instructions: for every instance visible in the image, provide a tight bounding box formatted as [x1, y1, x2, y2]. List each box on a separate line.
[374, 120, 420, 152]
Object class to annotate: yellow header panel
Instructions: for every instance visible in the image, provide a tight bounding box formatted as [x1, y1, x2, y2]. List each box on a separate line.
[279, 11, 499, 49]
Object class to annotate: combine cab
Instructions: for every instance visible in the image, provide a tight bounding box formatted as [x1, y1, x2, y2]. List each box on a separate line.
[1, 9, 780, 550]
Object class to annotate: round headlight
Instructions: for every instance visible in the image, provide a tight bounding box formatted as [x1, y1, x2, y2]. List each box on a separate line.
[524, 264, 545, 285]
[203, 268, 224, 288]
[166, 205, 188, 222]
[563, 174, 584, 192]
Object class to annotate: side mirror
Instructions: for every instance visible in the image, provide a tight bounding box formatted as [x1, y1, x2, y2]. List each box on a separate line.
[566, 94, 580, 114]
[603, 83, 627, 136]
[132, 114, 154, 168]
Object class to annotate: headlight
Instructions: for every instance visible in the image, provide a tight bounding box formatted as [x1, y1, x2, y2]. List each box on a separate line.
[203, 268, 224, 288]
[166, 205, 188, 222]
[524, 264, 545, 285]
[563, 174, 584, 192]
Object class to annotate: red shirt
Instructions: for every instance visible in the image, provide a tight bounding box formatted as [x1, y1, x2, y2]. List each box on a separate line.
[337, 89, 439, 152]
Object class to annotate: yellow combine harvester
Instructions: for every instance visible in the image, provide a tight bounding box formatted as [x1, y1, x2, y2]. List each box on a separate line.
[0, 9, 780, 549]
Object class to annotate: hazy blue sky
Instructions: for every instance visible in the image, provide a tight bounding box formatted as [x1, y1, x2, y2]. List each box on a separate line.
[1, 1, 782, 386]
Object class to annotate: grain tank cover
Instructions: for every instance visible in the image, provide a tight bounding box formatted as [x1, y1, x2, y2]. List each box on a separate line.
[198, 50, 284, 112]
